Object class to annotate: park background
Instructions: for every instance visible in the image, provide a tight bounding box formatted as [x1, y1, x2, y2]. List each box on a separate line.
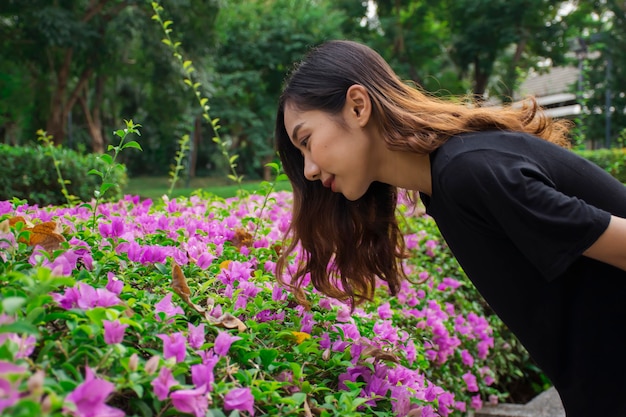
[1, 1, 626, 417]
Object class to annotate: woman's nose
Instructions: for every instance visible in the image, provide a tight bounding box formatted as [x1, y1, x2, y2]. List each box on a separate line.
[303, 157, 320, 181]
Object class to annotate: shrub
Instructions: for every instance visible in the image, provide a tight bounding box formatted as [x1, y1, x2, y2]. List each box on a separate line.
[0, 191, 533, 417]
[0, 144, 127, 206]
[575, 148, 626, 183]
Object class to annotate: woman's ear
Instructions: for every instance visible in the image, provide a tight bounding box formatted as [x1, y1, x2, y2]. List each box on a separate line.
[345, 84, 371, 127]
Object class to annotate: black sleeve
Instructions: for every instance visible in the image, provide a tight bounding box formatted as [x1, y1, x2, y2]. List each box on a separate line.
[439, 149, 611, 280]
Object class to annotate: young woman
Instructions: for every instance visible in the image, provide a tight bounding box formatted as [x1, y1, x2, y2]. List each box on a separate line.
[274, 40, 626, 416]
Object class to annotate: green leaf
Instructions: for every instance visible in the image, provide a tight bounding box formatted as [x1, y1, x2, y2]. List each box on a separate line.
[100, 154, 114, 165]
[122, 141, 143, 151]
[2, 297, 26, 314]
[87, 169, 103, 178]
[0, 321, 39, 336]
[114, 129, 126, 138]
[259, 348, 279, 368]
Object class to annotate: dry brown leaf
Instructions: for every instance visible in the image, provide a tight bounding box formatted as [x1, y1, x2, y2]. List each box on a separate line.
[171, 261, 206, 314]
[205, 312, 247, 332]
[303, 397, 314, 417]
[8, 216, 31, 228]
[172, 261, 191, 297]
[230, 227, 253, 250]
[0, 219, 9, 234]
[11, 218, 66, 253]
[359, 344, 399, 364]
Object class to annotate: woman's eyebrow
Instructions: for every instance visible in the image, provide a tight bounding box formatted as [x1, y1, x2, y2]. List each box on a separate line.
[291, 122, 304, 143]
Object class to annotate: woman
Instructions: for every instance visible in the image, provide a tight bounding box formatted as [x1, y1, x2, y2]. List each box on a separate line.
[274, 40, 626, 416]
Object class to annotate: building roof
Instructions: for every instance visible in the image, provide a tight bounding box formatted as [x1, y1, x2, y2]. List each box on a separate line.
[515, 66, 579, 99]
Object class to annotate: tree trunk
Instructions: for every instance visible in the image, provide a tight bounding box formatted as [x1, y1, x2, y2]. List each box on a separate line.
[47, 50, 73, 144]
[79, 74, 106, 153]
[473, 57, 489, 103]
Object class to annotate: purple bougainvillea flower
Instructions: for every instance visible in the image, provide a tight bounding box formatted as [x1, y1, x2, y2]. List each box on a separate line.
[0, 377, 19, 414]
[52, 283, 121, 310]
[158, 332, 186, 362]
[0, 361, 26, 375]
[213, 331, 241, 357]
[151, 366, 177, 401]
[103, 320, 129, 345]
[154, 293, 184, 322]
[471, 394, 483, 410]
[105, 273, 124, 295]
[170, 385, 209, 417]
[187, 323, 205, 350]
[223, 387, 255, 416]
[64, 367, 124, 417]
[462, 372, 479, 392]
[191, 351, 219, 391]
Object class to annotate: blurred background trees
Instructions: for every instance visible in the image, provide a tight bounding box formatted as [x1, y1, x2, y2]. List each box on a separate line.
[1, 0, 625, 180]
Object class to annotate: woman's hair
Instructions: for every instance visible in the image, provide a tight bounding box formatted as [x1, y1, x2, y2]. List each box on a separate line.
[275, 39, 572, 308]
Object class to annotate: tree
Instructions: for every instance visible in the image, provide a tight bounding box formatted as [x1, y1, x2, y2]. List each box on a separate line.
[575, 0, 626, 148]
[207, 0, 346, 179]
[0, 0, 136, 149]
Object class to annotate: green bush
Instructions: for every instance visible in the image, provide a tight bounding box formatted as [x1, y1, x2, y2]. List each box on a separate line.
[575, 148, 626, 183]
[0, 144, 127, 205]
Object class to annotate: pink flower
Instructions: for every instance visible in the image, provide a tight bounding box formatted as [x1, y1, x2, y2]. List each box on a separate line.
[224, 387, 255, 415]
[460, 350, 474, 367]
[158, 332, 187, 362]
[151, 367, 177, 401]
[154, 293, 184, 322]
[471, 394, 483, 410]
[214, 331, 241, 357]
[0, 378, 19, 414]
[187, 323, 205, 349]
[52, 283, 121, 310]
[105, 273, 123, 295]
[377, 302, 393, 319]
[64, 367, 124, 417]
[191, 351, 219, 390]
[103, 320, 128, 345]
[462, 372, 479, 392]
[170, 385, 209, 417]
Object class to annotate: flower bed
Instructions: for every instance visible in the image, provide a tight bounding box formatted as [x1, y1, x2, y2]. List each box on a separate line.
[0, 191, 530, 416]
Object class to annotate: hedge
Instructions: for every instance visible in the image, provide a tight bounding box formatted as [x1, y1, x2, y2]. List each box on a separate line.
[575, 147, 626, 183]
[0, 144, 127, 206]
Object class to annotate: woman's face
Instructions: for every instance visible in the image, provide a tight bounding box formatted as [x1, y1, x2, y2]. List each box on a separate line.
[283, 98, 377, 201]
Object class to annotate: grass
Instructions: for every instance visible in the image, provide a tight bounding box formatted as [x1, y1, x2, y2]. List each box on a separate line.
[123, 176, 292, 200]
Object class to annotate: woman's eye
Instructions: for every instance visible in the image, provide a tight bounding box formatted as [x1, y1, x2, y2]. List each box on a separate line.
[300, 137, 309, 149]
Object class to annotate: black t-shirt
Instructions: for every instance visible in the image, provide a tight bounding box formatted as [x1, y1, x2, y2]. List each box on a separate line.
[420, 130, 626, 416]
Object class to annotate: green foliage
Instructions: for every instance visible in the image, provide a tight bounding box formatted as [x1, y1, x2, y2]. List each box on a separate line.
[0, 145, 127, 206]
[209, 0, 346, 178]
[88, 119, 142, 230]
[0, 191, 536, 416]
[574, 1, 626, 149]
[575, 147, 626, 183]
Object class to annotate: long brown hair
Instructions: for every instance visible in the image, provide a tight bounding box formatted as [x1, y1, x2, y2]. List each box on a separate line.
[275, 40, 571, 308]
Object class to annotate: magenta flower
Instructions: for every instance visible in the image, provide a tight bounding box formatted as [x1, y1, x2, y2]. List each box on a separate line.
[103, 320, 129, 345]
[214, 331, 241, 357]
[0, 377, 19, 414]
[461, 350, 474, 367]
[64, 367, 124, 417]
[105, 273, 123, 295]
[170, 385, 209, 417]
[52, 283, 121, 310]
[158, 332, 187, 362]
[462, 372, 479, 392]
[151, 366, 177, 401]
[187, 323, 205, 350]
[224, 387, 255, 416]
[154, 293, 184, 322]
[191, 351, 219, 391]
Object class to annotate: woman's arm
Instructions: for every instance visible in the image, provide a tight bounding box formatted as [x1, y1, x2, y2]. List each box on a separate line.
[583, 215, 626, 272]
